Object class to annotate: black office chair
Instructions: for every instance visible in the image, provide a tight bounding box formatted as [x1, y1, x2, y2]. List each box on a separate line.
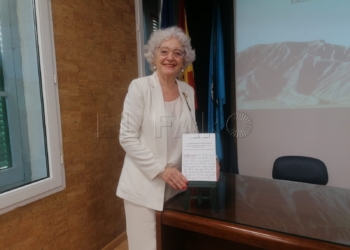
[272, 156, 328, 185]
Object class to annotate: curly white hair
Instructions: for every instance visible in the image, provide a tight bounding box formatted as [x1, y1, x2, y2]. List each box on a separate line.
[144, 26, 196, 72]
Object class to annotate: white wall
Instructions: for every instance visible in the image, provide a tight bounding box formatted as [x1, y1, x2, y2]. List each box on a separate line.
[237, 108, 350, 189]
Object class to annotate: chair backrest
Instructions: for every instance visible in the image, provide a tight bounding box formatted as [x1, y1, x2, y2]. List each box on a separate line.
[272, 156, 328, 185]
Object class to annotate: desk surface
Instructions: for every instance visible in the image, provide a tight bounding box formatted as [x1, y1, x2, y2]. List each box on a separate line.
[165, 173, 350, 248]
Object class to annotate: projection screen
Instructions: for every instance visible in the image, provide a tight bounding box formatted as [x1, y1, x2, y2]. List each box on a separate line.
[234, 0, 350, 189]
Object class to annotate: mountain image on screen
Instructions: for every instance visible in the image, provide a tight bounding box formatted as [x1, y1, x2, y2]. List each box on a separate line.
[236, 40, 350, 109]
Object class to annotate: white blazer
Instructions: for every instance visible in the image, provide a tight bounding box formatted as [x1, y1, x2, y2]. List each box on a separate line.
[117, 72, 197, 211]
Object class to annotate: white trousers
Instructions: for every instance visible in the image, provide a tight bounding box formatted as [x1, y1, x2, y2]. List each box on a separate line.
[124, 200, 157, 250]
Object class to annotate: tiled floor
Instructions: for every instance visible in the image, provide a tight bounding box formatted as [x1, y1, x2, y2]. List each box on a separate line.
[114, 239, 128, 250]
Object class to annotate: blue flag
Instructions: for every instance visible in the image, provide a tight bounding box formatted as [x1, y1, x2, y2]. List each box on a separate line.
[208, 4, 226, 161]
[160, 0, 174, 28]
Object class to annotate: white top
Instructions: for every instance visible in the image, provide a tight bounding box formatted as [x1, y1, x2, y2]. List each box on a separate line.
[164, 96, 183, 201]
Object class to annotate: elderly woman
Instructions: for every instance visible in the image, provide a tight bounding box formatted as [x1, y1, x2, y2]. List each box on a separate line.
[116, 26, 197, 250]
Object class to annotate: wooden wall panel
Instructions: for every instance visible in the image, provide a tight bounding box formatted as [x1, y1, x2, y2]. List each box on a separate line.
[0, 0, 137, 249]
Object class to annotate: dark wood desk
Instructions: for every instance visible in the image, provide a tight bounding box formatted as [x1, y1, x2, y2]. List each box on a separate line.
[156, 174, 350, 250]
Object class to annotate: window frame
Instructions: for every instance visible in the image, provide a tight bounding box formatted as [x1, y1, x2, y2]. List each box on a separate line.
[0, 0, 65, 215]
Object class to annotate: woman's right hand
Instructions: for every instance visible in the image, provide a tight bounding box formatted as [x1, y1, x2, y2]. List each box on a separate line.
[160, 167, 188, 191]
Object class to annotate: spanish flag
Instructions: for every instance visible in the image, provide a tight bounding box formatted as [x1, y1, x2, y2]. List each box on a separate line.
[178, 0, 197, 109]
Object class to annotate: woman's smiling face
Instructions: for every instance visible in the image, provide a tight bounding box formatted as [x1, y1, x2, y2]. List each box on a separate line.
[154, 38, 184, 79]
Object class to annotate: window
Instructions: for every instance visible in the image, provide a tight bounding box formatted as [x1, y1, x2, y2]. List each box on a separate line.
[151, 14, 159, 33]
[0, 0, 64, 214]
[135, 0, 160, 77]
[0, 0, 33, 193]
